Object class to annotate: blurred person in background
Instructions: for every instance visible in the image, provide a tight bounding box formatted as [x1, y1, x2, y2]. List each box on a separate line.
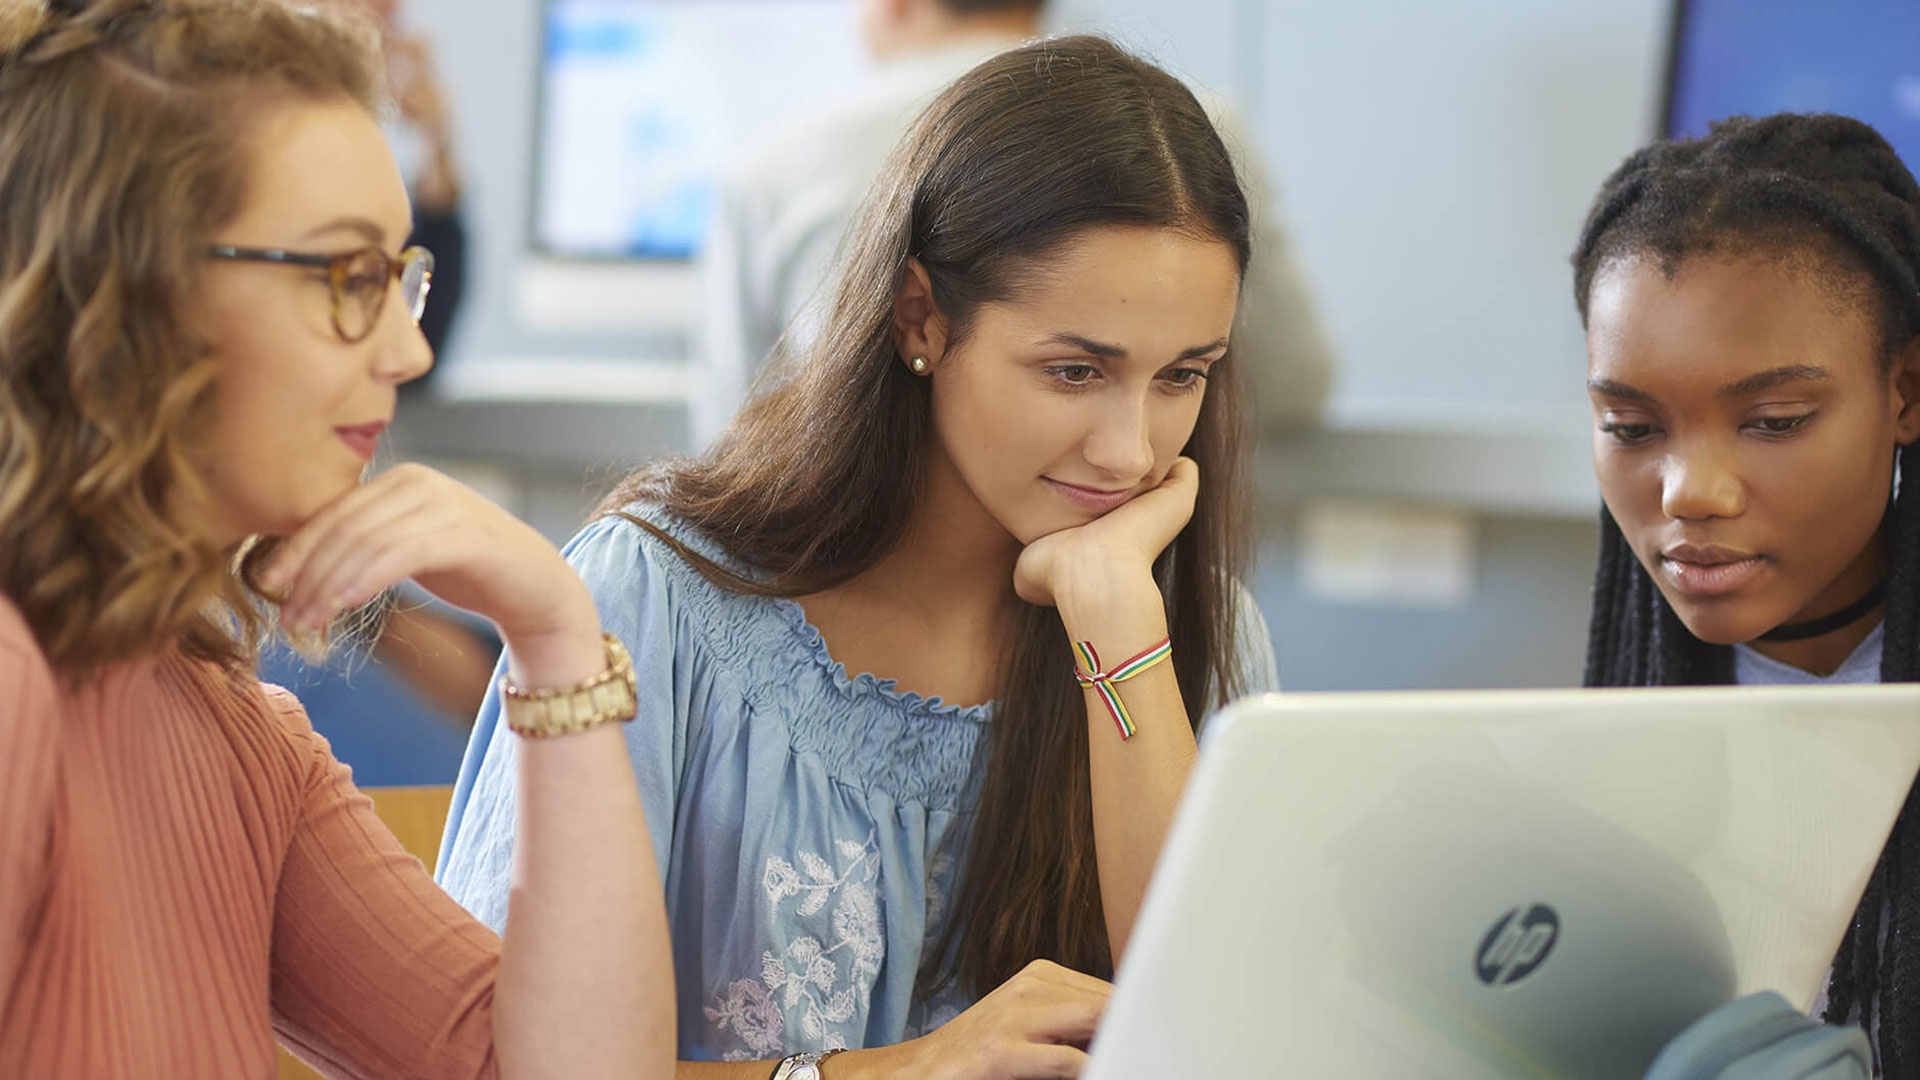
[340, 0, 467, 359]
[696, 0, 1335, 447]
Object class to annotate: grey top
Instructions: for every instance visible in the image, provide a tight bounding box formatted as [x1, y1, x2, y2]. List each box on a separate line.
[1734, 624, 1885, 687]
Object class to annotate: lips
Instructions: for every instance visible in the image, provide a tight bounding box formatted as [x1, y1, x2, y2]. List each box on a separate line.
[335, 421, 388, 461]
[1658, 542, 1766, 598]
[1045, 476, 1136, 513]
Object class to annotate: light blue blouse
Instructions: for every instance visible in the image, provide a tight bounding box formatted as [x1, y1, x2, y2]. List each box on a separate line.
[435, 504, 1278, 1061]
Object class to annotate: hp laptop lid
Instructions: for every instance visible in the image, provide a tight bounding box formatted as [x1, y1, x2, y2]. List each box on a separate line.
[1085, 685, 1920, 1079]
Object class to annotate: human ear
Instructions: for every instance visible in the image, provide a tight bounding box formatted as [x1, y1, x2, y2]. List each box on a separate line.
[1893, 334, 1920, 445]
[890, 257, 948, 374]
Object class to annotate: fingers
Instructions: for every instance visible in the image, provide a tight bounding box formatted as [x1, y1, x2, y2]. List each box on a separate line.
[1005, 1043, 1090, 1078]
[919, 961, 1112, 1080]
[1017, 997, 1105, 1046]
[1127, 455, 1199, 542]
[250, 461, 584, 641]
[1021, 959, 1115, 997]
[284, 505, 455, 628]
[1140, 457, 1199, 509]
[1161, 455, 1199, 490]
[262, 465, 416, 583]
[279, 497, 434, 623]
[1116, 458, 1196, 516]
[1001, 961, 1110, 1046]
[263, 466, 456, 628]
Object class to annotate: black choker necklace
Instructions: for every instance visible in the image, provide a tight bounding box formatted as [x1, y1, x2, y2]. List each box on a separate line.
[1758, 581, 1888, 642]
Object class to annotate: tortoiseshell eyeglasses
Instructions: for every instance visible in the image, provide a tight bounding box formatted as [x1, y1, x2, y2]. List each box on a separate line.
[205, 244, 434, 344]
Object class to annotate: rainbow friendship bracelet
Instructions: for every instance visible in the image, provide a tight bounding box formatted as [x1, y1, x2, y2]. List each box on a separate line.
[1073, 637, 1174, 741]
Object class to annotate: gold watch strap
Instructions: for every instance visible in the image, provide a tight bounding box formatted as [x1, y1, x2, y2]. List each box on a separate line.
[500, 631, 637, 738]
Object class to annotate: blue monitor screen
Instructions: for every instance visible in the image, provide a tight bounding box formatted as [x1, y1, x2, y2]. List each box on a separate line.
[533, 0, 866, 260]
[1665, 0, 1920, 173]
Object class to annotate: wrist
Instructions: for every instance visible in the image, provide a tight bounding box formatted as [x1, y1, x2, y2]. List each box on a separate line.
[822, 1041, 914, 1080]
[499, 591, 604, 690]
[1054, 565, 1166, 644]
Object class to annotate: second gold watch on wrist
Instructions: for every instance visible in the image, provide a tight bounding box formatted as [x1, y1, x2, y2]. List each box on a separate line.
[499, 631, 638, 738]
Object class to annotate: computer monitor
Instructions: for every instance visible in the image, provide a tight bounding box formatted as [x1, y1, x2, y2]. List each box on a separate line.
[532, 0, 867, 261]
[1663, 0, 1920, 170]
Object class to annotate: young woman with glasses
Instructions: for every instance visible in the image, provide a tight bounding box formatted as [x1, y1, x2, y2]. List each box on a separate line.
[0, 1, 675, 1076]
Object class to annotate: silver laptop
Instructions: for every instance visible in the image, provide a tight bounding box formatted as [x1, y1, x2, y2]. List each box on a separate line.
[1083, 685, 1920, 1080]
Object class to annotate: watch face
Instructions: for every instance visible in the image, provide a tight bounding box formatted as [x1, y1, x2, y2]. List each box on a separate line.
[791, 1067, 821, 1080]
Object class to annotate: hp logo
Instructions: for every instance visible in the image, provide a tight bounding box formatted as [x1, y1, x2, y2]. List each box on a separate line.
[1475, 904, 1560, 987]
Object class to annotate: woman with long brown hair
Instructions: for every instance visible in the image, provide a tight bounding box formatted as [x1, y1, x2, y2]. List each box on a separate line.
[0, 0, 674, 1075]
[440, 34, 1278, 1079]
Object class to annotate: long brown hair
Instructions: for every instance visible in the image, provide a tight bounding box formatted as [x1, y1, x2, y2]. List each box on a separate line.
[0, 0, 382, 677]
[599, 35, 1256, 996]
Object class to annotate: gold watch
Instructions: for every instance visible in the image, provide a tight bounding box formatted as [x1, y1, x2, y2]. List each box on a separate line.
[500, 632, 638, 738]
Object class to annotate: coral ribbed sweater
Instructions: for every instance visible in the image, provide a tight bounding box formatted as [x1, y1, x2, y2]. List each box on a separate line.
[0, 596, 501, 1078]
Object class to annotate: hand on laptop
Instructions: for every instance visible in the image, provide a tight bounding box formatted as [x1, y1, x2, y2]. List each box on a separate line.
[857, 960, 1110, 1078]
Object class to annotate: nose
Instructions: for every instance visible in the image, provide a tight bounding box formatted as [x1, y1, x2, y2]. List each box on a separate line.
[1659, 443, 1745, 521]
[370, 278, 434, 386]
[1082, 389, 1156, 484]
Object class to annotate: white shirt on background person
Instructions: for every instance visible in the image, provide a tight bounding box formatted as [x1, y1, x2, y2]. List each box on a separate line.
[694, 33, 1335, 446]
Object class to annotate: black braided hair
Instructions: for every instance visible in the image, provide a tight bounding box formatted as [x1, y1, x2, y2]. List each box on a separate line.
[1572, 113, 1920, 1073]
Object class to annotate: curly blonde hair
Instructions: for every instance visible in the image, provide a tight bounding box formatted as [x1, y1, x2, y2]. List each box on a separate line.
[0, 0, 384, 677]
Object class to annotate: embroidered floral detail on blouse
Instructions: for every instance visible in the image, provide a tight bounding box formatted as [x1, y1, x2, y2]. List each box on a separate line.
[704, 978, 786, 1059]
[707, 833, 887, 1057]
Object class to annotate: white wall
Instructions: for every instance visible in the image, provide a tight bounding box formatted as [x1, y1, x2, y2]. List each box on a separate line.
[1050, 0, 1243, 90]
[407, 0, 1671, 433]
[1059, 0, 1672, 432]
[1252, 0, 1670, 429]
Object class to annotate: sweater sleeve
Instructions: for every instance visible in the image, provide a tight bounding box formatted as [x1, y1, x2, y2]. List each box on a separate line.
[1644, 992, 1871, 1079]
[263, 686, 501, 1080]
[0, 600, 59, 1027]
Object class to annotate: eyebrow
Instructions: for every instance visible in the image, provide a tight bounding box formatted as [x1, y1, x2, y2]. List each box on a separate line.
[1588, 364, 1833, 403]
[1585, 378, 1652, 402]
[1041, 332, 1230, 363]
[299, 217, 390, 245]
[1717, 364, 1829, 398]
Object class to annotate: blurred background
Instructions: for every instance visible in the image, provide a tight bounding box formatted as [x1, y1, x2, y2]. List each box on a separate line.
[277, 0, 1920, 785]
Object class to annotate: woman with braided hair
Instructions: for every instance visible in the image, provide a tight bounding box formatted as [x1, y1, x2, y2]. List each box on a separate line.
[0, 0, 675, 1075]
[1574, 113, 1920, 1075]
